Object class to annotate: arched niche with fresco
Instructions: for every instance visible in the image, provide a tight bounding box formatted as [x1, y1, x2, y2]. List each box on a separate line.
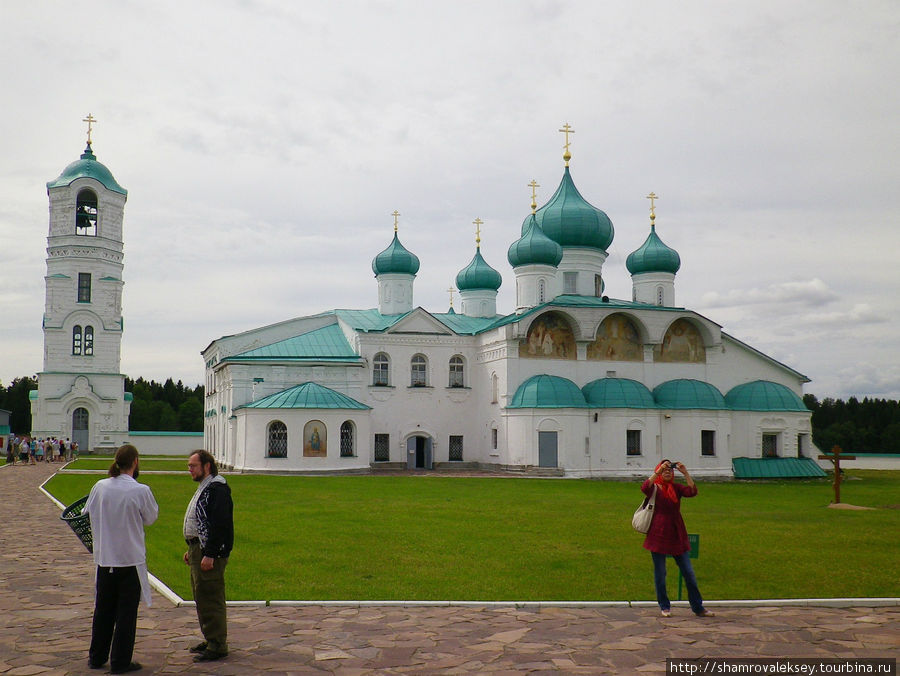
[518, 312, 577, 360]
[587, 313, 643, 361]
[653, 318, 706, 363]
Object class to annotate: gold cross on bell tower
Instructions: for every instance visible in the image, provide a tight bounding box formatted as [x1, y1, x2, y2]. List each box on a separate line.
[83, 113, 97, 145]
[559, 122, 574, 166]
[528, 179, 540, 213]
[473, 217, 483, 248]
[646, 192, 658, 224]
[391, 210, 401, 232]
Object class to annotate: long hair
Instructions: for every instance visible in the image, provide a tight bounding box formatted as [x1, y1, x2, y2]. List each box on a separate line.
[109, 444, 139, 477]
[190, 449, 218, 476]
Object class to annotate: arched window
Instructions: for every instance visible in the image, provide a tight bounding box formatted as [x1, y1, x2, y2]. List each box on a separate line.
[538, 279, 546, 303]
[449, 355, 464, 388]
[340, 421, 355, 457]
[373, 352, 390, 386]
[491, 373, 499, 404]
[410, 354, 427, 387]
[84, 326, 94, 356]
[656, 286, 664, 306]
[267, 421, 287, 458]
[72, 325, 82, 355]
[75, 189, 98, 236]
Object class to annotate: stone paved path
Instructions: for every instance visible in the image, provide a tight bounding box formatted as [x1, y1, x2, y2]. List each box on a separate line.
[1, 463, 897, 674]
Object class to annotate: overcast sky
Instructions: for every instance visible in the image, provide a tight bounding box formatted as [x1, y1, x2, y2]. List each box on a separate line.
[2, 0, 898, 400]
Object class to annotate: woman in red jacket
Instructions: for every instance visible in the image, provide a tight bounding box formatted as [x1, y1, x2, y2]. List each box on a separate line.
[641, 459, 714, 617]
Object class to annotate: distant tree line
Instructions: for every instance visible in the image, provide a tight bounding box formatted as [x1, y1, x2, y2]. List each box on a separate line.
[0, 376, 203, 434]
[803, 394, 900, 454]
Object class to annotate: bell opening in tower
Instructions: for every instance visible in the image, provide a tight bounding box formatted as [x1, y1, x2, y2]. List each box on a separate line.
[75, 189, 98, 236]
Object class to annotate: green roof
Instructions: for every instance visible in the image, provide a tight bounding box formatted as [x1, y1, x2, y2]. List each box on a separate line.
[626, 224, 681, 275]
[47, 144, 127, 195]
[583, 378, 656, 408]
[725, 380, 809, 411]
[233, 323, 360, 361]
[372, 232, 420, 276]
[654, 379, 726, 409]
[334, 308, 500, 336]
[508, 374, 589, 408]
[239, 382, 370, 410]
[430, 312, 502, 335]
[524, 167, 613, 250]
[456, 247, 502, 291]
[508, 213, 563, 268]
[732, 457, 827, 479]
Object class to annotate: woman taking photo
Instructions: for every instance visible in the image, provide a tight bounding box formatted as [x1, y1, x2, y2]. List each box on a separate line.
[641, 459, 714, 617]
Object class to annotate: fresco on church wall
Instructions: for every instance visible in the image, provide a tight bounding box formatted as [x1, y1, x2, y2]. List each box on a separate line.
[653, 318, 706, 363]
[303, 420, 327, 457]
[519, 312, 576, 360]
[587, 314, 643, 361]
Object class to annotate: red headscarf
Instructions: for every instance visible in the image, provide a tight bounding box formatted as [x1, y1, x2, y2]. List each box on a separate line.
[654, 460, 678, 502]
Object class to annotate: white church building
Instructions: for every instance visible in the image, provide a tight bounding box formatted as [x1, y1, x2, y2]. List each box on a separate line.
[30, 120, 131, 452]
[202, 134, 820, 477]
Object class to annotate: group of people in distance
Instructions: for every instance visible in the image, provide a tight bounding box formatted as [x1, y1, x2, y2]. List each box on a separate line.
[83, 446, 233, 673]
[5, 434, 78, 465]
[75, 446, 708, 672]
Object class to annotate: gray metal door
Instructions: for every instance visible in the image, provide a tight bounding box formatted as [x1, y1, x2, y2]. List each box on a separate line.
[72, 408, 89, 452]
[538, 431, 557, 467]
[406, 436, 416, 469]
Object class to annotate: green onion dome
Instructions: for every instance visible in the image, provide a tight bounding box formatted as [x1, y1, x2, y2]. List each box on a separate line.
[521, 168, 613, 250]
[725, 380, 809, 411]
[456, 248, 502, 291]
[372, 232, 420, 276]
[626, 224, 681, 275]
[47, 144, 127, 195]
[508, 214, 563, 268]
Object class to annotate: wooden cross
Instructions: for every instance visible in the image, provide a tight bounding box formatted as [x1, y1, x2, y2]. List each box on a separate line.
[818, 445, 856, 504]
[83, 113, 97, 145]
[559, 122, 574, 166]
[447, 286, 456, 309]
[646, 192, 658, 224]
[473, 217, 483, 248]
[391, 210, 400, 232]
[528, 179, 540, 213]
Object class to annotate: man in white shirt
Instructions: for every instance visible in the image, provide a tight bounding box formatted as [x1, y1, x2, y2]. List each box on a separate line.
[83, 444, 158, 674]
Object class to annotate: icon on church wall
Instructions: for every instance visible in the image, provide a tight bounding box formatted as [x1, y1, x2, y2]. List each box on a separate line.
[587, 313, 643, 361]
[303, 421, 327, 457]
[653, 318, 706, 363]
[519, 312, 576, 360]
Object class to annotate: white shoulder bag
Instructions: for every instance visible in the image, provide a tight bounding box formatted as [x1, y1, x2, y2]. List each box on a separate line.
[632, 484, 657, 533]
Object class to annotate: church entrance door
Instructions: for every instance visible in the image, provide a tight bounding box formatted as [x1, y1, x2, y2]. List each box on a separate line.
[538, 431, 558, 468]
[406, 435, 433, 470]
[72, 407, 89, 452]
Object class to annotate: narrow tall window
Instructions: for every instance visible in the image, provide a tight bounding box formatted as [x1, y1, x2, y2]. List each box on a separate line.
[594, 274, 603, 297]
[410, 354, 427, 386]
[538, 279, 546, 303]
[449, 355, 464, 387]
[656, 286, 664, 306]
[374, 433, 390, 462]
[491, 428, 498, 450]
[340, 421, 355, 457]
[626, 429, 642, 456]
[449, 435, 463, 461]
[701, 430, 716, 456]
[267, 421, 287, 457]
[77, 273, 92, 303]
[72, 325, 82, 355]
[564, 271, 577, 294]
[75, 189, 98, 236]
[373, 352, 390, 386]
[84, 326, 94, 356]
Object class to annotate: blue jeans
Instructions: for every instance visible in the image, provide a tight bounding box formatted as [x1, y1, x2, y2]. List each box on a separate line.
[651, 551, 705, 614]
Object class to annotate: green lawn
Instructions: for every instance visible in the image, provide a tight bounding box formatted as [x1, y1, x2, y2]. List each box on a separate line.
[44, 471, 900, 602]
[65, 456, 189, 472]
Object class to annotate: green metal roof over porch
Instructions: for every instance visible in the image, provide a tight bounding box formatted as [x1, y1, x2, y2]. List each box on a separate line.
[732, 457, 826, 479]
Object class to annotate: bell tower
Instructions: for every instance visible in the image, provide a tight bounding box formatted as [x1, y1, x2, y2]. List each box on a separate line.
[31, 115, 131, 452]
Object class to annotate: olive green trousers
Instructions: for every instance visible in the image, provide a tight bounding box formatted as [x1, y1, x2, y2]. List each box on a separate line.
[188, 542, 229, 653]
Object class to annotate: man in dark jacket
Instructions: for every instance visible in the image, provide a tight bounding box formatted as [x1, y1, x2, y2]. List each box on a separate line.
[183, 450, 233, 662]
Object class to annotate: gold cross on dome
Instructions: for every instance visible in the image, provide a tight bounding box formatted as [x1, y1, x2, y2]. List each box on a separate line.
[391, 210, 400, 232]
[646, 192, 658, 223]
[559, 122, 574, 166]
[528, 179, 540, 213]
[83, 113, 97, 145]
[447, 286, 456, 309]
[473, 217, 483, 247]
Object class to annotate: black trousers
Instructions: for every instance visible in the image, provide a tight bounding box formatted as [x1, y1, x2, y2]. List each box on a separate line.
[89, 566, 140, 669]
